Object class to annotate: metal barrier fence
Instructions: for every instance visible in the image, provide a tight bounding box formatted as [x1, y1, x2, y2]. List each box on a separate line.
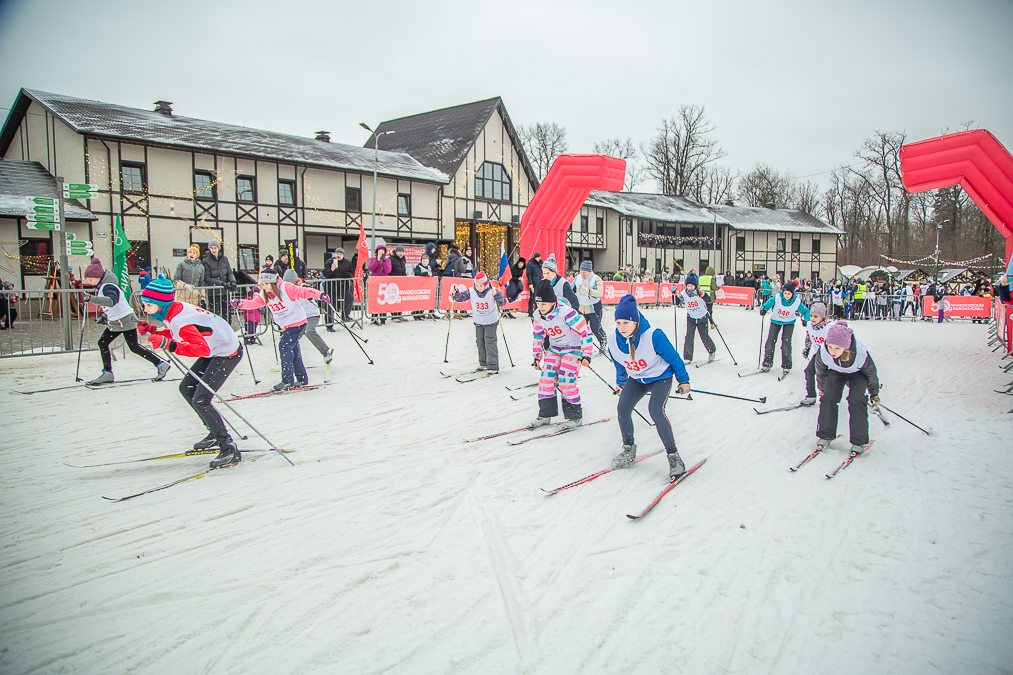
[0, 278, 364, 359]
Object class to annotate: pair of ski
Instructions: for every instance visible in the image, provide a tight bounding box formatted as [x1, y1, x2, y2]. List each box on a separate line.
[790, 437, 875, 478]
[463, 418, 611, 445]
[13, 377, 172, 395]
[225, 382, 332, 401]
[738, 369, 790, 381]
[541, 451, 708, 519]
[441, 368, 497, 383]
[269, 363, 332, 382]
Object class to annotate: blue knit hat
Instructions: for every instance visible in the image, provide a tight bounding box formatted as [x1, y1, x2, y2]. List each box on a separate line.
[685, 273, 699, 288]
[579, 260, 592, 272]
[615, 294, 639, 322]
[140, 274, 175, 320]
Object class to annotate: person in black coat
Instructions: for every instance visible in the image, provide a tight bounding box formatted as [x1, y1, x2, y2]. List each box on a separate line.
[525, 252, 543, 316]
[389, 245, 408, 276]
[323, 247, 354, 323]
[508, 257, 526, 302]
[201, 242, 236, 320]
[424, 242, 443, 277]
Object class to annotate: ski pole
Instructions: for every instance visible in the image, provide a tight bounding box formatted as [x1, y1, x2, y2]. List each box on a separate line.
[75, 291, 89, 381]
[757, 313, 766, 369]
[499, 320, 515, 367]
[270, 318, 279, 363]
[879, 404, 932, 435]
[234, 305, 260, 385]
[338, 317, 374, 364]
[673, 301, 678, 349]
[710, 321, 738, 365]
[682, 388, 766, 404]
[443, 292, 456, 363]
[162, 349, 291, 465]
[583, 362, 656, 426]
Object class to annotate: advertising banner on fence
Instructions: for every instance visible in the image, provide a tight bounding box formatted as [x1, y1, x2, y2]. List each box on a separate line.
[502, 286, 530, 311]
[631, 282, 658, 305]
[366, 276, 438, 314]
[602, 280, 634, 305]
[659, 283, 685, 304]
[402, 246, 426, 266]
[440, 278, 475, 311]
[922, 296, 990, 318]
[715, 286, 755, 306]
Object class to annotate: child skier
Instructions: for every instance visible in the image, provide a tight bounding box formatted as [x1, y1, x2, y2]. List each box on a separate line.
[574, 260, 606, 348]
[282, 269, 333, 365]
[676, 272, 716, 364]
[232, 268, 328, 391]
[814, 321, 881, 455]
[800, 302, 834, 406]
[759, 281, 810, 375]
[531, 279, 593, 428]
[81, 257, 169, 385]
[451, 271, 507, 373]
[541, 253, 579, 309]
[138, 275, 243, 468]
[608, 295, 692, 481]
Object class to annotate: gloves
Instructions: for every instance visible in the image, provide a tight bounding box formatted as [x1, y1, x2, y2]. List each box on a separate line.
[229, 299, 242, 309]
[81, 292, 92, 303]
[320, 294, 331, 304]
[136, 322, 157, 336]
[870, 395, 881, 408]
[228, 282, 238, 292]
[96, 315, 108, 325]
[580, 357, 591, 368]
[759, 309, 767, 317]
[532, 359, 541, 371]
[802, 348, 810, 359]
[147, 334, 176, 351]
[802, 320, 808, 327]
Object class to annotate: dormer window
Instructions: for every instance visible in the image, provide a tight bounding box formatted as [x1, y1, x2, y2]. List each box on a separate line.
[475, 162, 511, 202]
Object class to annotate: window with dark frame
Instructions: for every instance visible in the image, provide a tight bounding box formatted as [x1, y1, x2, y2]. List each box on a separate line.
[736, 236, 746, 252]
[625, 219, 632, 235]
[580, 215, 588, 233]
[776, 238, 786, 253]
[811, 270, 820, 282]
[791, 238, 801, 253]
[640, 257, 647, 271]
[237, 245, 260, 272]
[121, 163, 145, 193]
[194, 171, 215, 201]
[474, 162, 511, 201]
[655, 258, 662, 273]
[237, 176, 255, 202]
[596, 216, 603, 234]
[345, 187, 362, 212]
[397, 194, 411, 217]
[20, 237, 52, 275]
[278, 180, 296, 206]
[639, 219, 646, 234]
[126, 240, 151, 274]
[813, 236, 822, 253]
[700, 259, 709, 270]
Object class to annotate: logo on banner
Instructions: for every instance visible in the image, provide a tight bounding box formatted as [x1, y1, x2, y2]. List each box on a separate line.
[661, 286, 672, 300]
[377, 283, 401, 305]
[716, 288, 726, 300]
[605, 285, 616, 300]
[634, 286, 644, 300]
[929, 299, 951, 313]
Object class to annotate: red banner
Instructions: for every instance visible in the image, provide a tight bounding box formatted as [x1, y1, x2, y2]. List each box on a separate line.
[366, 276, 438, 314]
[440, 278, 474, 311]
[602, 280, 634, 305]
[922, 295, 990, 317]
[659, 283, 685, 304]
[631, 282, 658, 304]
[402, 246, 426, 266]
[715, 286, 755, 305]
[502, 286, 529, 311]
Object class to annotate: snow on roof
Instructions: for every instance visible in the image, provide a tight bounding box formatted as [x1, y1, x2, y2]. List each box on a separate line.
[709, 204, 843, 235]
[8, 89, 448, 185]
[0, 160, 96, 220]
[938, 268, 969, 284]
[585, 191, 724, 224]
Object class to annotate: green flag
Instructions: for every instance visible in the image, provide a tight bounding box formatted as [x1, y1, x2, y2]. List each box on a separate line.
[113, 215, 132, 301]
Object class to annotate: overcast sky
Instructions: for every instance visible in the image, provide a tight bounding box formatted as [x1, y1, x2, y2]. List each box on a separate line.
[1, 0, 1010, 191]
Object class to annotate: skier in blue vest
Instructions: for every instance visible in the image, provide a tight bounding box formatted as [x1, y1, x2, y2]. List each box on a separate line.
[759, 280, 810, 376]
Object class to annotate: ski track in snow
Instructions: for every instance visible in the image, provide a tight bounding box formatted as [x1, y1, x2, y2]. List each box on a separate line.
[1, 308, 1012, 674]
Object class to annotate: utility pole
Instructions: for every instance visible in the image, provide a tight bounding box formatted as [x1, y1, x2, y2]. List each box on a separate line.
[359, 123, 395, 254]
[56, 176, 72, 350]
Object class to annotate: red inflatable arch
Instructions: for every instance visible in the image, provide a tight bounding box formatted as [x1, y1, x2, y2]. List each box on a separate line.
[899, 129, 1013, 263]
[519, 155, 626, 269]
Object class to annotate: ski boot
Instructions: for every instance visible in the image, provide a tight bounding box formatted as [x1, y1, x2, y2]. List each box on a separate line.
[273, 382, 296, 392]
[667, 451, 686, 481]
[324, 348, 334, 364]
[153, 361, 171, 381]
[759, 365, 771, 373]
[87, 371, 114, 386]
[799, 396, 817, 407]
[529, 416, 554, 428]
[559, 400, 583, 429]
[611, 443, 637, 469]
[850, 442, 872, 455]
[707, 352, 716, 363]
[209, 437, 241, 469]
[816, 437, 833, 451]
[296, 380, 309, 388]
[476, 366, 488, 371]
[193, 432, 218, 451]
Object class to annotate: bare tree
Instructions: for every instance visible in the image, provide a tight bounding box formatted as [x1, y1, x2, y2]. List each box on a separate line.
[690, 164, 736, 205]
[847, 131, 908, 255]
[593, 137, 646, 191]
[737, 164, 795, 209]
[519, 122, 568, 182]
[641, 105, 726, 196]
[793, 180, 821, 215]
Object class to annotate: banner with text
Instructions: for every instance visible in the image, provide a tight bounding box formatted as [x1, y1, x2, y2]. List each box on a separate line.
[602, 280, 634, 305]
[922, 295, 990, 318]
[715, 286, 755, 306]
[631, 282, 658, 305]
[366, 276, 438, 314]
[440, 278, 475, 311]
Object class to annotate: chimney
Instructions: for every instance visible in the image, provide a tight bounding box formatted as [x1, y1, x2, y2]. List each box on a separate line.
[154, 101, 173, 116]
[315, 131, 331, 142]
[763, 202, 776, 209]
[724, 199, 734, 206]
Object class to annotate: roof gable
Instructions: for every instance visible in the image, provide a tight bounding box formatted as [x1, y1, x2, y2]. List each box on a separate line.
[709, 204, 842, 235]
[586, 191, 724, 225]
[371, 97, 539, 188]
[0, 89, 448, 184]
[0, 159, 96, 220]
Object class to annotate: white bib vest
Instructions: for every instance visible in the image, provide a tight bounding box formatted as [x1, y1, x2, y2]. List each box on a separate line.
[832, 289, 844, 305]
[299, 296, 320, 319]
[806, 320, 835, 347]
[99, 281, 134, 322]
[469, 287, 499, 325]
[548, 276, 572, 308]
[261, 282, 307, 328]
[536, 306, 583, 350]
[608, 326, 670, 382]
[575, 273, 601, 307]
[680, 290, 709, 320]
[164, 302, 240, 358]
[819, 339, 869, 374]
[772, 293, 802, 323]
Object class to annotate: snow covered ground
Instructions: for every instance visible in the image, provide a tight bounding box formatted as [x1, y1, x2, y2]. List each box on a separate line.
[1, 306, 1011, 674]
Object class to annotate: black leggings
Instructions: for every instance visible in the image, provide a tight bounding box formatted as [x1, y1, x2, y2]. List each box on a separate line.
[617, 376, 678, 454]
[98, 327, 161, 372]
[179, 346, 243, 439]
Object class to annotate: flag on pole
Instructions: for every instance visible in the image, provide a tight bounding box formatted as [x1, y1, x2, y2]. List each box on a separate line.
[113, 215, 132, 301]
[498, 241, 508, 279]
[354, 221, 369, 302]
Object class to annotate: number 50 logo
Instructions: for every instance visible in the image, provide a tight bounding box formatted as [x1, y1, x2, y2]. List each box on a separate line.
[376, 283, 400, 306]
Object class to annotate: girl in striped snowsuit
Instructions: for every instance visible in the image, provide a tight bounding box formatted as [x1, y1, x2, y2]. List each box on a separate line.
[530, 279, 593, 429]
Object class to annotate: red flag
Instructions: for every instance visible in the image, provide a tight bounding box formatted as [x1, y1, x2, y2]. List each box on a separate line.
[354, 222, 369, 302]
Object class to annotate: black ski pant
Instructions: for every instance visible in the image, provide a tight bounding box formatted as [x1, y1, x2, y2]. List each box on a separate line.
[683, 316, 716, 362]
[617, 376, 677, 454]
[582, 303, 606, 344]
[804, 353, 818, 398]
[817, 369, 870, 446]
[179, 344, 242, 440]
[763, 322, 795, 369]
[98, 327, 161, 372]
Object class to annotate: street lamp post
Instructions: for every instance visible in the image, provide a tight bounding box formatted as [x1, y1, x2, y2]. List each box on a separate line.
[360, 122, 395, 255]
